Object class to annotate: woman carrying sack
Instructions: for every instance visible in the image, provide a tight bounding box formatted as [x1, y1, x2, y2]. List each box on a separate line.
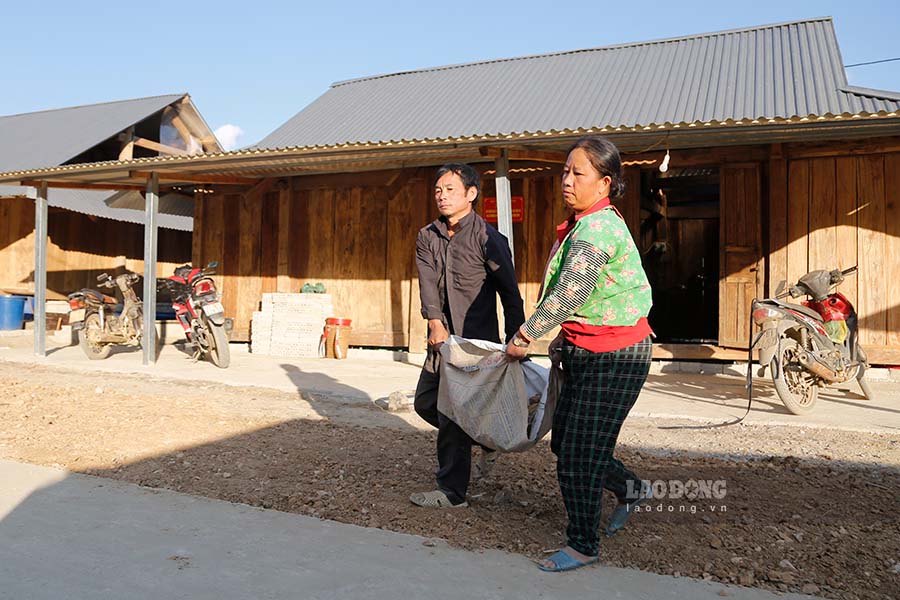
[505, 136, 654, 572]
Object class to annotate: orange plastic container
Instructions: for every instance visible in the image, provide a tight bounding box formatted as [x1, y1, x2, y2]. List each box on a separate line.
[323, 317, 352, 359]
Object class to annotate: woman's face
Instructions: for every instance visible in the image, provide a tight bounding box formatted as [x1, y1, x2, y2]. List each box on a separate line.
[561, 148, 612, 213]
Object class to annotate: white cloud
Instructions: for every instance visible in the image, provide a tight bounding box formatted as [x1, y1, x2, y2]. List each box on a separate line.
[214, 124, 245, 151]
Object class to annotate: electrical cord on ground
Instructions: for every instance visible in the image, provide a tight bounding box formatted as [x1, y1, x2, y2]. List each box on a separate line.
[656, 314, 756, 430]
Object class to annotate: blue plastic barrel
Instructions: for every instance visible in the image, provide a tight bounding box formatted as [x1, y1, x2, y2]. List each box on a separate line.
[0, 296, 27, 330]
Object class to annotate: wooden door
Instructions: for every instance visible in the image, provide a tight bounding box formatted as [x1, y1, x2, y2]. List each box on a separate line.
[719, 164, 763, 348]
[617, 166, 642, 241]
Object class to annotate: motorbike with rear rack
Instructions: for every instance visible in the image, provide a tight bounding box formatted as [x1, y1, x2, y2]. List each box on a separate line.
[748, 266, 873, 415]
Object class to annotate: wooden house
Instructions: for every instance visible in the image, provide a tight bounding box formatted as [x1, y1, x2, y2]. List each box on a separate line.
[3, 19, 899, 364]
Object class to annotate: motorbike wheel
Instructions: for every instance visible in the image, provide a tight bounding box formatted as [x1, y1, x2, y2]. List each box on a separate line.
[206, 321, 230, 369]
[771, 339, 819, 415]
[78, 313, 112, 360]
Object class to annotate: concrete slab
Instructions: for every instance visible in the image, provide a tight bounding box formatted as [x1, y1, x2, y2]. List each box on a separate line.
[0, 335, 897, 433]
[0, 459, 813, 600]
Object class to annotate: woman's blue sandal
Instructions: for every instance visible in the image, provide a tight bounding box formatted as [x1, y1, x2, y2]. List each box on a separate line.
[605, 493, 651, 537]
[537, 549, 599, 572]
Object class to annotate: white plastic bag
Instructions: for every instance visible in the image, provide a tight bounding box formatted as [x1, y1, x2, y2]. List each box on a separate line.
[436, 336, 560, 452]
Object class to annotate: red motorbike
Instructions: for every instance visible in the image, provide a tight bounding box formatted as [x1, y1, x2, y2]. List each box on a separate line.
[749, 266, 873, 414]
[165, 261, 231, 368]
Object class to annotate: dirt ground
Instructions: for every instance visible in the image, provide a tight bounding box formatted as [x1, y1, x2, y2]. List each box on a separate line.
[1, 361, 898, 600]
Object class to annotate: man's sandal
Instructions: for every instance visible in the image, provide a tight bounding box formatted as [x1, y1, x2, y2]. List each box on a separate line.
[409, 490, 468, 508]
[537, 549, 599, 572]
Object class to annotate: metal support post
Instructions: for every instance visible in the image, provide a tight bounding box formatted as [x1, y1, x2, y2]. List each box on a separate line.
[142, 173, 159, 365]
[34, 182, 48, 356]
[494, 149, 514, 262]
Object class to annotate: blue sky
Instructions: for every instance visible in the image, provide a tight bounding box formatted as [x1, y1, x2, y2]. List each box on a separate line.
[3, 1, 898, 149]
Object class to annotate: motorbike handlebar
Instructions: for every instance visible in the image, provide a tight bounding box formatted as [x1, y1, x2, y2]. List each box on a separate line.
[830, 266, 858, 286]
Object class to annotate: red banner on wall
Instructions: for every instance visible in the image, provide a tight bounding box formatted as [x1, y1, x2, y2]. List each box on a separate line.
[483, 196, 524, 223]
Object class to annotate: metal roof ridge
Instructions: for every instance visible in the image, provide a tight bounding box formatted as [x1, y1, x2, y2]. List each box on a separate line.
[841, 85, 900, 102]
[330, 17, 835, 88]
[0, 92, 187, 120]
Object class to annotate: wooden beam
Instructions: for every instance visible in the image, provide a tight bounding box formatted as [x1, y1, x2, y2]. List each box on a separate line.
[349, 331, 408, 347]
[244, 177, 279, 200]
[131, 137, 190, 156]
[480, 146, 568, 164]
[385, 167, 425, 200]
[623, 145, 770, 168]
[863, 345, 900, 365]
[20, 180, 147, 191]
[174, 100, 220, 151]
[168, 112, 195, 149]
[129, 170, 260, 186]
[119, 126, 135, 161]
[276, 185, 291, 293]
[651, 344, 753, 361]
[785, 136, 900, 160]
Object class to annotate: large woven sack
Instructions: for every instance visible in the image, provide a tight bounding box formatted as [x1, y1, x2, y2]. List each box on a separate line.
[437, 336, 561, 452]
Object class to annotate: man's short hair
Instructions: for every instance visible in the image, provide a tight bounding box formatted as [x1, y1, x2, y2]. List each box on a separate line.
[434, 163, 481, 205]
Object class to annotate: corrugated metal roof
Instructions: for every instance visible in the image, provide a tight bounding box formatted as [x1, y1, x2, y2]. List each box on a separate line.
[0, 93, 186, 171]
[105, 191, 195, 218]
[0, 185, 193, 231]
[0, 94, 194, 230]
[257, 18, 900, 149]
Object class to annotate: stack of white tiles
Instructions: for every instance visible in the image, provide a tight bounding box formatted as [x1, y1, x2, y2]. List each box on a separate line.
[251, 293, 333, 357]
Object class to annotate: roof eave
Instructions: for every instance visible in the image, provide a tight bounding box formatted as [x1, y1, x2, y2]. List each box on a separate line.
[2, 113, 899, 187]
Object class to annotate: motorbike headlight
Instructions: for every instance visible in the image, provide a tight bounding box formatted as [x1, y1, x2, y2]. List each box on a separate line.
[752, 307, 781, 324]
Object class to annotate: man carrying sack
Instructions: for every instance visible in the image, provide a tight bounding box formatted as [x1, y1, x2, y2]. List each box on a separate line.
[410, 163, 525, 509]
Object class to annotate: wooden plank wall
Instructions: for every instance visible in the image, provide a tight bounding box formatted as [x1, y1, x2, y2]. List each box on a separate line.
[193, 149, 900, 365]
[770, 151, 900, 363]
[0, 199, 191, 298]
[195, 171, 569, 346]
[194, 174, 432, 344]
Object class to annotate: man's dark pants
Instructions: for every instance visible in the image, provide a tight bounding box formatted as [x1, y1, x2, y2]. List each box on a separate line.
[414, 346, 476, 505]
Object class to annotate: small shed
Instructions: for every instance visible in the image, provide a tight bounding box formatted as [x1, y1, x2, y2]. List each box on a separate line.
[0, 94, 220, 298]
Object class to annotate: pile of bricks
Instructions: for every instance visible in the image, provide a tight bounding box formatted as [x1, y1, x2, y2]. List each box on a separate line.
[250, 293, 333, 357]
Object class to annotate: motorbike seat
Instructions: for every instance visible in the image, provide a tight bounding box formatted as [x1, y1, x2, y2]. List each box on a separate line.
[81, 289, 118, 305]
[772, 299, 823, 322]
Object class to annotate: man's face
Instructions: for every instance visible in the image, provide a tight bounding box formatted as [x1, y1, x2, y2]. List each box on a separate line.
[434, 171, 476, 222]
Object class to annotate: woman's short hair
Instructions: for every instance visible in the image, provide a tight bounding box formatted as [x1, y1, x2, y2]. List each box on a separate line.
[434, 163, 481, 205]
[567, 136, 626, 200]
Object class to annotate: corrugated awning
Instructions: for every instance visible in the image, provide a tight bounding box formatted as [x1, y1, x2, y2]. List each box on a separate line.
[0, 113, 898, 192]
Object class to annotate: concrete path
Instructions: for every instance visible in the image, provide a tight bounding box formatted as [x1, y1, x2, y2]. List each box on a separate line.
[1, 334, 897, 433]
[0, 459, 814, 600]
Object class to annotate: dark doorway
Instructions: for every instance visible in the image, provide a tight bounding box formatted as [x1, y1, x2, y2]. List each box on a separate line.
[639, 167, 719, 343]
